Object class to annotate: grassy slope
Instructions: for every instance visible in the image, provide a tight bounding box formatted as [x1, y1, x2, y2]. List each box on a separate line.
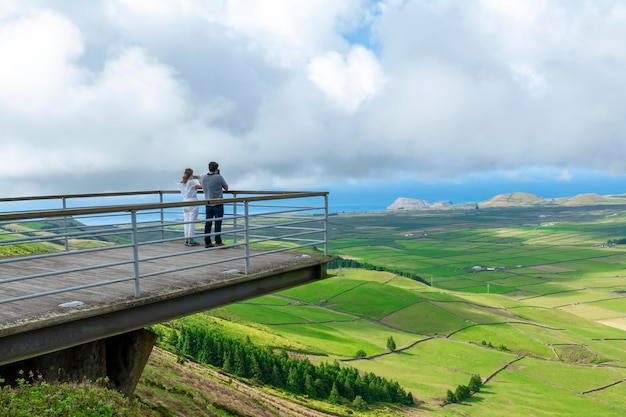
[4, 206, 626, 416]
[163, 205, 626, 416]
[136, 347, 352, 417]
[199, 273, 626, 416]
[138, 346, 424, 417]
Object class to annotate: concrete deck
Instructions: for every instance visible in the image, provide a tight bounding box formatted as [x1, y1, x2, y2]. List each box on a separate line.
[0, 242, 333, 365]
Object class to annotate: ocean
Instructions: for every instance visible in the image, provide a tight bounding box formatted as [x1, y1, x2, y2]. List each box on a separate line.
[324, 176, 626, 213]
[2, 175, 625, 215]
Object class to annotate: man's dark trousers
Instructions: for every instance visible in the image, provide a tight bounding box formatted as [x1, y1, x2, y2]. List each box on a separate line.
[204, 204, 224, 245]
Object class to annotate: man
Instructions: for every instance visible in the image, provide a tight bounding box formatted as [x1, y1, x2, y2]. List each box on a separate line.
[201, 161, 229, 248]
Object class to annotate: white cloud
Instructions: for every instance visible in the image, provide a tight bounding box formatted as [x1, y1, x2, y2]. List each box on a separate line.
[0, 10, 84, 111]
[111, 0, 196, 18]
[509, 63, 548, 98]
[308, 45, 386, 112]
[2, 0, 626, 197]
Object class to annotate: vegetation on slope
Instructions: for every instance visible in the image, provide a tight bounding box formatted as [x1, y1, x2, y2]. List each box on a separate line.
[157, 324, 414, 407]
[4, 204, 626, 416]
[0, 376, 157, 417]
[137, 346, 421, 417]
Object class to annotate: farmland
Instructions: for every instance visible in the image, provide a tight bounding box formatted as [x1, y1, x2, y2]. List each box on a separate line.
[4, 202, 625, 415]
[164, 204, 626, 416]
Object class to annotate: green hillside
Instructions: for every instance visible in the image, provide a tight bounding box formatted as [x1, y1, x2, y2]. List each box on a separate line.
[153, 204, 626, 416]
[3, 204, 626, 416]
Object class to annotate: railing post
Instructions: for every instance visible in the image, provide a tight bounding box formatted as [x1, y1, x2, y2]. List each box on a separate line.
[232, 192, 238, 245]
[130, 210, 141, 297]
[324, 194, 329, 256]
[158, 191, 165, 241]
[244, 200, 250, 274]
[62, 197, 69, 251]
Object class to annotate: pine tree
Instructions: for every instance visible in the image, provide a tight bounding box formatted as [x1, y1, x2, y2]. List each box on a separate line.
[286, 366, 301, 394]
[386, 336, 397, 352]
[222, 351, 233, 373]
[233, 346, 247, 377]
[270, 363, 284, 388]
[168, 329, 179, 347]
[314, 377, 327, 398]
[304, 373, 317, 398]
[352, 395, 368, 410]
[455, 384, 470, 402]
[468, 374, 482, 393]
[168, 323, 414, 407]
[343, 379, 355, 401]
[446, 389, 457, 404]
[329, 381, 342, 404]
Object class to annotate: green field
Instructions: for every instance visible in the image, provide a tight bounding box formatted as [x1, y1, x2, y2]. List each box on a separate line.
[170, 205, 626, 416]
[6, 203, 626, 415]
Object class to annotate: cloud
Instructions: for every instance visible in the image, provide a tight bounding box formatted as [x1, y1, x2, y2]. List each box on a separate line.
[2, 0, 626, 198]
[308, 45, 386, 112]
[0, 9, 84, 111]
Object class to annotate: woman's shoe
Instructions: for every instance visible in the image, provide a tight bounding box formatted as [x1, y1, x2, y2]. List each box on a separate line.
[188, 240, 200, 246]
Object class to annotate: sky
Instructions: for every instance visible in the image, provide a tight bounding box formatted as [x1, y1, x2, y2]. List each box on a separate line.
[2, 0, 626, 202]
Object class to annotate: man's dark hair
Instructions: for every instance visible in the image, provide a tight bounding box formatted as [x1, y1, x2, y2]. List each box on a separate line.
[208, 161, 219, 172]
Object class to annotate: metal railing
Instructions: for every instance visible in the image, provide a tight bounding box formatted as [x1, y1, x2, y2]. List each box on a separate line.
[0, 190, 329, 305]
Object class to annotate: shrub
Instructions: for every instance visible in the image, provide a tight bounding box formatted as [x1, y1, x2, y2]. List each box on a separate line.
[355, 349, 367, 359]
[0, 378, 155, 417]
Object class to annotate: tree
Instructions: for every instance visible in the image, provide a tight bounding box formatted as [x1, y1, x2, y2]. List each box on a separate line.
[386, 336, 397, 352]
[270, 363, 283, 388]
[468, 374, 482, 393]
[286, 366, 302, 394]
[169, 323, 414, 407]
[445, 389, 457, 404]
[270, 363, 285, 388]
[355, 349, 367, 359]
[222, 351, 233, 373]
[248, 354, 264, 382]
[314, 378, 327, 398]
[233, 347, 246, 376]
[343, 379, 355, 401]
[168, 329, 179, 347]
[329, 381, 342, 404]
[455, 384, 470, 402]
[352, 395, 368, 410]
[304, 373, 317, 398]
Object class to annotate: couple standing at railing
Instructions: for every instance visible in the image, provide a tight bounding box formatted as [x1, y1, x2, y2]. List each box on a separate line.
[179, 161, 229, 248]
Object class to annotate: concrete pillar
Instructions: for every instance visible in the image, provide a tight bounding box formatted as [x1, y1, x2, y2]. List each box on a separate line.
[105, 328, 157, 396]
[0, 328, 156, 397]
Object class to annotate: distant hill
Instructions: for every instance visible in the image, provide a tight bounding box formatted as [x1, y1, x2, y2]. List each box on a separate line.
[388, 192, 626, 210]
[558, 193, 615, 206]
[479, 192, 626, 208]
[478, 192, 543, 207]
[387, 197, 452, 210]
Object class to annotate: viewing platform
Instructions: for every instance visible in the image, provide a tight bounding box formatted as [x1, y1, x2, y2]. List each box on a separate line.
[0, 190, 335, 394]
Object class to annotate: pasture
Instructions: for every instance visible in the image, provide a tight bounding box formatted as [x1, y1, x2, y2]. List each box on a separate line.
[168, 205, 626, 416]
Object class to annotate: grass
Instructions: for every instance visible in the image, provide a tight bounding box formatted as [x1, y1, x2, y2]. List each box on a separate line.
[474, 362, 618, 417]
[6, 204, 626, 416]
[193, 205, 626, 415]
[354, 338, 516, 401]
[322, 281, 423, 319]
[0, 377, 157, 417]
[320, 320, 420, 350]
[381, 302, 469, 335]
[449, 323, 556, 359]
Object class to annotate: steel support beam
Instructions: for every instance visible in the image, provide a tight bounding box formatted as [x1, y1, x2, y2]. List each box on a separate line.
[0, 262, 327, 367]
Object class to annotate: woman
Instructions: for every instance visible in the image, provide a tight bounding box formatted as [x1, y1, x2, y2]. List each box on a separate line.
[179, 168, 202, 246]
